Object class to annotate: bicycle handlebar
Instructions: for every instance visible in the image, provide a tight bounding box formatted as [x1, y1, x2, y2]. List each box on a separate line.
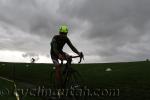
[61, 52, 84, 64]
[70, 52, 84, 63]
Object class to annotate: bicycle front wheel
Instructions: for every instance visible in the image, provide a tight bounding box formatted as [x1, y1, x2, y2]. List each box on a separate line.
[65, 68, 86, 100]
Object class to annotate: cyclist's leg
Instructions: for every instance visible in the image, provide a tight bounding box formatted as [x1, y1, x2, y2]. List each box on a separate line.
[62, 52, 70, 59]
[60, 52, 72, 76]
[61, 52, 72, 63]
[51, 56, 63, 88]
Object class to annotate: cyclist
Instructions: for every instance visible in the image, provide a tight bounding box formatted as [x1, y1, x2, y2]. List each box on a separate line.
[50, 25, 82, 88]
[31, 58, 35, 63]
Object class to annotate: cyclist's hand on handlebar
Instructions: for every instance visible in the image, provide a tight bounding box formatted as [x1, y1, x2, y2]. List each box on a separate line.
[78, 52, 83, 58]
[78, 52, 84, 63]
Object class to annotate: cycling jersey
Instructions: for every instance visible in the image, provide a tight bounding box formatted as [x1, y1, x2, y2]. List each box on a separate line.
[50, 35, 79, 57]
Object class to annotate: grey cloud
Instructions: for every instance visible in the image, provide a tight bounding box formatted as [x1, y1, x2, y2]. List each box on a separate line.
[58, 0, 150, 62]
[59, 0, 150, 38]
[0, 0, 85, 38]
[22, 52, 40, 62]
[0, 22, 50, 55]
[22, 52, 38, 58]
[0, 0, 59, 37]
[1, 0, 150, 63]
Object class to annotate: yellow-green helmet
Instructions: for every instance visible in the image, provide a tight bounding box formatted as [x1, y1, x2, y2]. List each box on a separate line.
[59, 25, 68, 34]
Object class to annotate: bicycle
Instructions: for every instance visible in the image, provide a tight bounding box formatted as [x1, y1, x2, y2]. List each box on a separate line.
[50, 52, 86, 100]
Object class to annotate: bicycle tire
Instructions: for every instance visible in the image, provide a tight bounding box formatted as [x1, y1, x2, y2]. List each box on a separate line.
[64, 68, 86, 100]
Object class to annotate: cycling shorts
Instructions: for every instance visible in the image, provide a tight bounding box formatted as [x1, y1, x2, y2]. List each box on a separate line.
[51, 52, 70, 66]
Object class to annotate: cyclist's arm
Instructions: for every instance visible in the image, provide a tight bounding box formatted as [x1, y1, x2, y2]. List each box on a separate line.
[51, 37, 59, 55]
[67, 38, 79, 54]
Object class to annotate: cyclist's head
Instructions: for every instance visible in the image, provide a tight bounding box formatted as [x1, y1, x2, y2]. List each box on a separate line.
[59, 25, 68, 35]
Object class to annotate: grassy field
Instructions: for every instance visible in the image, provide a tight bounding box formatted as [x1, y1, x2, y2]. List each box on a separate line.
[0, 61, 150, 100]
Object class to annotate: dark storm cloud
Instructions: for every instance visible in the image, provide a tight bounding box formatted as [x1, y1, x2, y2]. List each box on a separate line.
[58, 0, 150, 62]
[0, 0, 59, 37]
[1, 0, 150, 62]
[0, 0, 82, 37]
[0, 0, 84, 53]
[0, 0, 59, 59]
[59, 0, 150, 38]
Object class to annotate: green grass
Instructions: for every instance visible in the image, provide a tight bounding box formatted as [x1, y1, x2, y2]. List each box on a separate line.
[0, 78, 16, 100]
[0, 61, 150, 100]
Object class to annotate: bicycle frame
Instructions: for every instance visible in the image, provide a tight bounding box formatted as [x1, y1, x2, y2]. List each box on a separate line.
[60, 52, 84, 88]
[50, 52, 85, 99]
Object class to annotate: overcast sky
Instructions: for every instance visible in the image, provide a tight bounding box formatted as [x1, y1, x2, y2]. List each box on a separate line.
[0, 0, 150, 63]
